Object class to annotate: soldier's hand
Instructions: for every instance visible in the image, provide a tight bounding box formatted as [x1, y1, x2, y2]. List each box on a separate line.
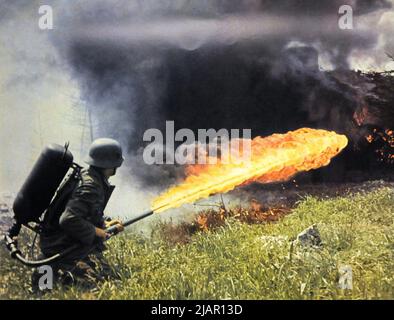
[115, 222, 124, 233]
[105, 219, 122, 227]
[105, 219, 124, 233]
[95, 227, 109, 239]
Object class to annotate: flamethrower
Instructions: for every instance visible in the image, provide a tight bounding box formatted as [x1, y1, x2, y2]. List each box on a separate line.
[3, 128, 348, 268]
[4, 209, 156, 267]
[2, 142, 158, 268]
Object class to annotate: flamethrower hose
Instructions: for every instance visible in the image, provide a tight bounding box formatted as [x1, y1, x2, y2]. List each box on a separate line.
[3, 234, 80, 267]
[3, 210, 155, 267]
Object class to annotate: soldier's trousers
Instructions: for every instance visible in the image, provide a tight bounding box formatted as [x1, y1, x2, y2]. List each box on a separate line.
[32, 251, 118, 291]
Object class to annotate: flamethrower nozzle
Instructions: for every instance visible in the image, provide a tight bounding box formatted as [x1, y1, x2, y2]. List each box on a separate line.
[105, 210, 155, 238]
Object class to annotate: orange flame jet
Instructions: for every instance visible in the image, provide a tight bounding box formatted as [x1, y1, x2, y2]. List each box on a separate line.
[152, 128, 348, 213]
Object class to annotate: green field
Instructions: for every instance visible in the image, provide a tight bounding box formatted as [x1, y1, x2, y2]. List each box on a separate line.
[1, 187, 393, 300]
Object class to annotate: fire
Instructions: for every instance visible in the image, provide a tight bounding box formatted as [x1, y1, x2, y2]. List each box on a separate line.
[152, 128, 348, 213]
[364, 128, 394, 163]
[366, 135, 374, 143]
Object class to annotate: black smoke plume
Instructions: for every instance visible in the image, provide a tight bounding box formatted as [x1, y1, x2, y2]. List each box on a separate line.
[52, 0, 393, 186]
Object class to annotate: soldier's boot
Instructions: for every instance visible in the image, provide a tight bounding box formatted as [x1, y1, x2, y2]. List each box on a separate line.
[69, 259, 100, 289]
[57, 269, 75, 287]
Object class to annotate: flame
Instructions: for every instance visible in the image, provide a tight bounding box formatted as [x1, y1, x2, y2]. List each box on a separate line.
[364, 128, 394, 163]
[152, 128, 348, 213]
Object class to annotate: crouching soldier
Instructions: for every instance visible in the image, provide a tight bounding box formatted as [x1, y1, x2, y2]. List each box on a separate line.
[33, 138, 125, 290]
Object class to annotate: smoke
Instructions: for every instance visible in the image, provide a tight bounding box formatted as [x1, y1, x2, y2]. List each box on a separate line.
[54, 1, 392, 185]
[0, 1, 90, 193]
[0, 1, 393, 214]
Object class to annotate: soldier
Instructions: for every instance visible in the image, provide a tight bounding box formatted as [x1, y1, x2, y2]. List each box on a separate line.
[34, 138, 125, 289]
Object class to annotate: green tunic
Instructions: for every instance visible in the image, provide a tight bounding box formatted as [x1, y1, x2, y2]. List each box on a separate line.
[39, 166, 114, 262]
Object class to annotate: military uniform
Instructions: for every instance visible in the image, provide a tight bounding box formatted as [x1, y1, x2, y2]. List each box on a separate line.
[38, 166, 115, 286]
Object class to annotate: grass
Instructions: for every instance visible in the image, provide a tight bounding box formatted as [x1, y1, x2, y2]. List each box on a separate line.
[0, 187, 393, 300]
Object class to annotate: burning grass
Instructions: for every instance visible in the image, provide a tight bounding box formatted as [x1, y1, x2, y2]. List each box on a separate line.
[0, 186, 393, 300]
[152, 200, 290, 245]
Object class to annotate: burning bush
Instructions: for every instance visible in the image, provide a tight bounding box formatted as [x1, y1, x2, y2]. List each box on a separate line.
[154, 200, 290, 245]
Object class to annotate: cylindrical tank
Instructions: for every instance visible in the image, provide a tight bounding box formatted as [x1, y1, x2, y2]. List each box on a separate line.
[13, 144, 74, 224]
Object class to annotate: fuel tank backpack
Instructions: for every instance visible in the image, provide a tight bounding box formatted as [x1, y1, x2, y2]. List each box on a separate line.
[13, 143, 75, 226]
[4, 143, 84, 266]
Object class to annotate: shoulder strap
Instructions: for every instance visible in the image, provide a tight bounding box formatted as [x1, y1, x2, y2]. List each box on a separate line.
[41, 164, 82, 232]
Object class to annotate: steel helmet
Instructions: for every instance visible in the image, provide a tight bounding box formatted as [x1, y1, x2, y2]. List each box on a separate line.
[84, 138, 124, 169]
